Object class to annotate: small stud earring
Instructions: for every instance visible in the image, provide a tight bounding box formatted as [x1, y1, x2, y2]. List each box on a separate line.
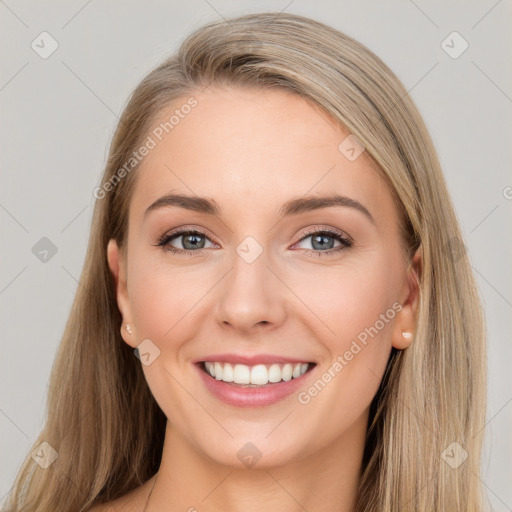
[401, 330, 413, 340]
[125, 324, 133, 335]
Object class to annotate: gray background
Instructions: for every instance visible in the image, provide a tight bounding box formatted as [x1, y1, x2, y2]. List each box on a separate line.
[1, 0, 511, 509]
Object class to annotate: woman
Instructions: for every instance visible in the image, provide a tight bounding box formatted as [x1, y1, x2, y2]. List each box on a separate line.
[4, 11, 487, 512]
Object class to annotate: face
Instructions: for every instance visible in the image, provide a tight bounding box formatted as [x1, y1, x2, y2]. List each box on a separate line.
[108, 86, 419, 469]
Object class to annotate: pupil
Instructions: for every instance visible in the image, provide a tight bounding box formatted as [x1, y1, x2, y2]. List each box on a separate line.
[183, 234, 204, 250]
[312, 234, 334, 250]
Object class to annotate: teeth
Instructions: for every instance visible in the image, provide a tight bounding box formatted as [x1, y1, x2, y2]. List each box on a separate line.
[222, 362, 234, 382]
[206, 362, 215, 377]
[281, 363, 292, 382]
[233, 364, 250, 384]
[250, 364, 268, 385]
[268, 364, 282, 383]
[214, 362, 223, 381]
[203, 361, 310, 385]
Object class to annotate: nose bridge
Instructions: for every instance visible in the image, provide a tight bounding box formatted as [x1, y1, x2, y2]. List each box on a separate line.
[214, 235, 285, 331]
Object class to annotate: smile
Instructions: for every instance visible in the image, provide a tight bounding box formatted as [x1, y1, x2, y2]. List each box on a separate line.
[195, 360, 317, 408]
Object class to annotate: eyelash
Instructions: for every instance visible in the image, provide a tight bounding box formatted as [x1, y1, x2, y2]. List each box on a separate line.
[156, 226, 353, 258]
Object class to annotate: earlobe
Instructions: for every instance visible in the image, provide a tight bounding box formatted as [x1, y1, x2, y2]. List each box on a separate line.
[107, 239, 137, 348]
[391, 246, 422, 350]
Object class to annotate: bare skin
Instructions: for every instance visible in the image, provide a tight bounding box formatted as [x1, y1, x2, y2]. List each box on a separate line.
[99, 86, 420, 511]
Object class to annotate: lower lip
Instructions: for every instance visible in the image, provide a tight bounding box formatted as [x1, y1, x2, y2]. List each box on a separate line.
[195, 363, 315, 408]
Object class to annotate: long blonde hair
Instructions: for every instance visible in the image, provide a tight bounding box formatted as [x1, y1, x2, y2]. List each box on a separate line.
[4, 12, 487, 511]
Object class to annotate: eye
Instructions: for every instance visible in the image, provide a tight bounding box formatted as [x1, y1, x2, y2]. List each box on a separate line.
[293, 227, 352, 257]
[156, 229, 216, 255]
[155, 226, 353, 258]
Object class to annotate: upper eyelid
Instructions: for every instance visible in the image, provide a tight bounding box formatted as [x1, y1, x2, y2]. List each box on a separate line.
[163, 227, 218, 245]
[297, 226, 352, 242]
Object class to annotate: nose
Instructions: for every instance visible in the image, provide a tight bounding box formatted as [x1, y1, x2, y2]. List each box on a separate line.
[214, 246, 288, 335]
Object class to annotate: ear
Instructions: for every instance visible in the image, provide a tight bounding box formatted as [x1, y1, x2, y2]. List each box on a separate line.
[107, 239, 137, 348]
[391, 246, 422, 350]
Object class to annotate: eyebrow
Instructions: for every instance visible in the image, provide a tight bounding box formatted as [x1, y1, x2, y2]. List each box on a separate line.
[144, 193, 375, 225]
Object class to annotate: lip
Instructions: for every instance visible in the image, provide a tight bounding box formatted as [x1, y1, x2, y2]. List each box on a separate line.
[194, 360, 317, 408]
[193, 353, 315, 365]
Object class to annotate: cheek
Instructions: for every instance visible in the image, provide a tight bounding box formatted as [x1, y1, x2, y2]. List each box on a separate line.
[299, 256, 401, 348]
[296, 256, 400, 407]
[128, 256, 209, 343]
[126, 258, 209, 423]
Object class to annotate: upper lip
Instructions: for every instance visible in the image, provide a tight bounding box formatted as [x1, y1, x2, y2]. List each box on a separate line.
[193, 353, 315, 366]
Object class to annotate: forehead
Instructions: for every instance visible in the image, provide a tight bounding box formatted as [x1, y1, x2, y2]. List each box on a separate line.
[129, 86, 396, 227]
